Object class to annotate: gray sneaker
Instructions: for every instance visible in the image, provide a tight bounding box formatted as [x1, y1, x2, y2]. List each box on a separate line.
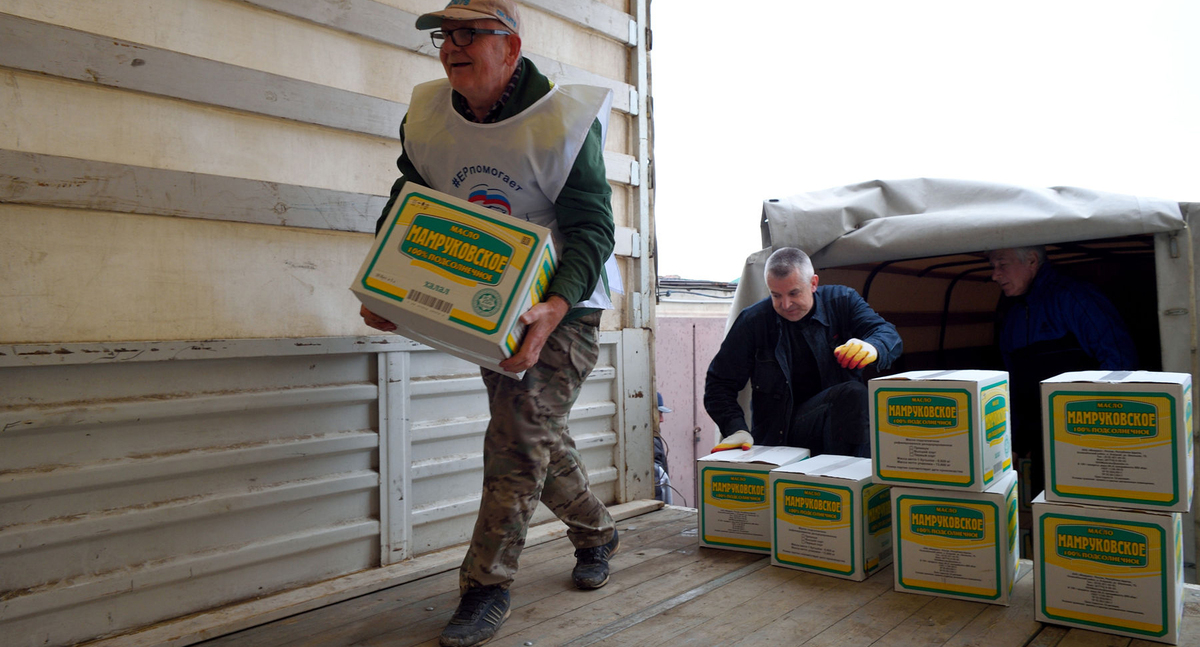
[572, 529, 620, 589]
[439, 585, 511, 647]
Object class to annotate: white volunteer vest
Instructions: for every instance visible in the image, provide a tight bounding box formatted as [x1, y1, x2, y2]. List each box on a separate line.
[404, 79, 619, 310]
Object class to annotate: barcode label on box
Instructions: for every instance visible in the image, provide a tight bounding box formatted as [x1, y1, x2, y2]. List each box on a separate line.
[408, 290, 452, 314]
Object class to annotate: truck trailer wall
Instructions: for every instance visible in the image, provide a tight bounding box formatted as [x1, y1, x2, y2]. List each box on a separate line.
[0, 2, 655, 646]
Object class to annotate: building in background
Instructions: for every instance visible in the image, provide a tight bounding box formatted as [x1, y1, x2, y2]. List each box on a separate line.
[653, 277, 737, 507]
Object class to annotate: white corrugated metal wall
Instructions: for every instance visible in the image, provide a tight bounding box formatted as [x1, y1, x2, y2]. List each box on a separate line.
[0, 1, 655, 645]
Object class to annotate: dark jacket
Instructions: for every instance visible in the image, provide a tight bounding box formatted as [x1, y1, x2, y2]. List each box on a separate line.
[997, 262, 1136, 371]
[998, 263, 1136, 457]
[704, 285, 902, 445]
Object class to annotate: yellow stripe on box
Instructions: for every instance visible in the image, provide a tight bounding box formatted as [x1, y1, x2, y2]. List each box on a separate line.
[451, 308, 497, 331]
[902, 578, 997, 597]
[776, 555, 850, 572]
[1045, 606, 1164, 633]
[707, 535, 771, 549]
[881, 469, 971, 484]
[1055, 486, 1174, 502]
[365, 277, 407, 299]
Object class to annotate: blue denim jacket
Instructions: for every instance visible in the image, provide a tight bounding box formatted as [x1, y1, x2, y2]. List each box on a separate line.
[704, 285, 902, 444]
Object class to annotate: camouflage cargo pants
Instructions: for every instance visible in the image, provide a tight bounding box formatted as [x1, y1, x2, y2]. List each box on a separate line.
[460, 311, 615, 592]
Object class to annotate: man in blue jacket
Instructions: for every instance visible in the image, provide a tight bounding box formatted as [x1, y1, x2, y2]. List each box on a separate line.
[704, 248, 902, 457]
[989, 245, 1136, 500]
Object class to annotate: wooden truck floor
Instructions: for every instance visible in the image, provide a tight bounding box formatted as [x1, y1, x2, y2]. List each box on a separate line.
[194, 506, 1199, 647]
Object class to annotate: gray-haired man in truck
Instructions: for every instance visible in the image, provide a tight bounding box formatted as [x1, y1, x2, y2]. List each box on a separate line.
[989, 245, 1136, 501]
[704, 247, 902, 457]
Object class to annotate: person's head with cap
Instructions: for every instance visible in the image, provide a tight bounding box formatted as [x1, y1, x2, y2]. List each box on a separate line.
[657, 392, 672, 423]
[417, 0, 523, 119]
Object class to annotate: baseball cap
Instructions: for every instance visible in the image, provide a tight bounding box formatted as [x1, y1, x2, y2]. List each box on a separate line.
[416, 0, 521, 35]
[657, 392, 672, 413]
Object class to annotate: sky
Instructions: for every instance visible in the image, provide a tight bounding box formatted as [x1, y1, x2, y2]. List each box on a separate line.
[649, 1, 1200, 281]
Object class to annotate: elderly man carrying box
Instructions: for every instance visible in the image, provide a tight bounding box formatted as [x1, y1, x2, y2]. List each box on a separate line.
[358, 1, 620, 645]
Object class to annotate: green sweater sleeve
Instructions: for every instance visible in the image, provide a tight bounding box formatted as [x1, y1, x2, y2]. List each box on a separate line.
[375, 115, 427, 236]
[547, 118, 615, 305]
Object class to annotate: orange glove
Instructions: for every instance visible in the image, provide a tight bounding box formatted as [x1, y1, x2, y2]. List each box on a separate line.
[711, 430, 754, 453]
[834, 338, 878, 370]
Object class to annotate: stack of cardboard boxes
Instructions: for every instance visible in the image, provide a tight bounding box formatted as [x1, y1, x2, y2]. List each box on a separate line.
[1032, 371, 1192, 645]
[697, 447, 896, 582]
[869, 370, 1020, 605]
[694, 367, 1194, 642]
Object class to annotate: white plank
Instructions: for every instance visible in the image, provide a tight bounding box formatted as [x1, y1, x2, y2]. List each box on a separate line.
[621, 328, 655, 502]
[2, 521, 379, 625]
[0, 336, 420, 368]
[522, 0, 636, 45]
[0, 13, 408, 139]
[613, 225, 640, 258]
[0, 472, 378, 557]
[0, 384, 378, 435]
[237, 0, 636, 114]
[0, 148, 637, 239]
[0, 150, 388, 232]
[630, 0, 655, 331]
[0, 431, 377, 502]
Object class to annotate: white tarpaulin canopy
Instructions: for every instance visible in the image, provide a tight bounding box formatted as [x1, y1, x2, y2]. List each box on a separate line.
[731, 178, 1187, 318]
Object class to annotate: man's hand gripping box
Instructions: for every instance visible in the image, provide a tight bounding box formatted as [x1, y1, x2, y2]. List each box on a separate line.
[770, 455, 893, 581]
[1033, 494, 1184, 644]
[351, 185, 556, 378]
[1041, 370, 1193, 512]
[892, 471, 1020, 605]
[870, 370, 1013, 491]
[697, 445, 810, 554]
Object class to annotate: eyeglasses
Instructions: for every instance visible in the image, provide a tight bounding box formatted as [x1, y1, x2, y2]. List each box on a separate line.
[430, 28, 512, 49]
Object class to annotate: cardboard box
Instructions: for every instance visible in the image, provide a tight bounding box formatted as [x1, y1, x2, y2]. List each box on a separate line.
[351, 185, 556, 378]
[1033, 493, 1184, 644]
[1042, 371, 1193, 512]
[870, 370, 1013, 491]
[697, 445, 810, 553]
[892, 471, 1019, 605]
[770, 455, 893, 581]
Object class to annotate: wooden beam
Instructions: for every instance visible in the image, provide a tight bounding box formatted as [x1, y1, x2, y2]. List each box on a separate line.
[1, 149, 642, 240]
[0, 13, 407, 140]
[0, 12, 638, 147]
[0, 336, 422, 369]
[0, 150, 387, 233]
[237, 0, 636, 114]
[522, 0, 637, 46]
